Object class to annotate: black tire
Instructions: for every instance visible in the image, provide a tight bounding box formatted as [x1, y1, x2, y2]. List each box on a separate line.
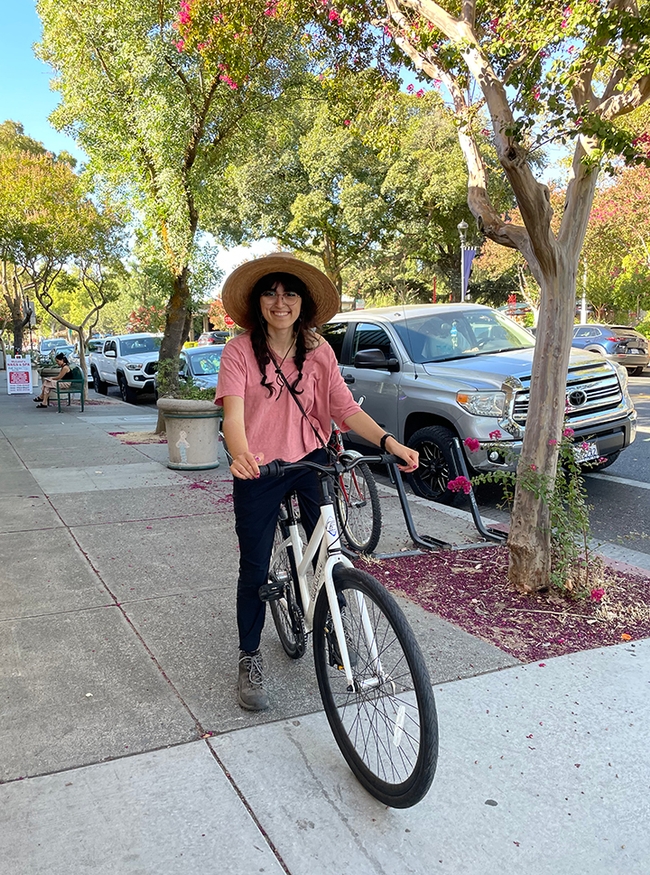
[117, 373, 138, 404]
[333, 463, 382, 554]
[630, 366, 645, 377]
[313, 566, 438, 808]
[92, 367, 108, 395]
[583, 450, 620, 472]
[268, 519, 307, 659]
[407, 425, 458, 503]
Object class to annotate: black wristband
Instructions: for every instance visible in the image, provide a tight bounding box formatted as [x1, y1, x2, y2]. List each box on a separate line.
[380, 432, 395, 452]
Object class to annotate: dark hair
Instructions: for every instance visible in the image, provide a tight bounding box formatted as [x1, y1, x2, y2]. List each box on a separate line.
[56, 354, 69, 365]
[249, 272, 318, 397]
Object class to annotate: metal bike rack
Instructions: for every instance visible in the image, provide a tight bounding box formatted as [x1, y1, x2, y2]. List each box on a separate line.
[370, 438, 507, 558]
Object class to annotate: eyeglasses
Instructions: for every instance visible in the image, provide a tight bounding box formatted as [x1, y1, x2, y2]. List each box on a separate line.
[260, 290, 301, 300]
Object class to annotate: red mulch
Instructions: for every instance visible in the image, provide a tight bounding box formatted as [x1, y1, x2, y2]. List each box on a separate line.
[359, 546, 650, 662]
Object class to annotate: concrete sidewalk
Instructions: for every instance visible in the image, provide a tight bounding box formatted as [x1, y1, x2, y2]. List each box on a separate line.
[1, 381, 648, 874]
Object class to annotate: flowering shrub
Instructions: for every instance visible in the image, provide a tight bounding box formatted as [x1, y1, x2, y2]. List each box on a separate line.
[466, 427, 605, 599]
[447, 475, 472, 494]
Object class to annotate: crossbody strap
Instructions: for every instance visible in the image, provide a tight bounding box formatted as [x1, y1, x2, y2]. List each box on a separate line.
[273, 364, 327, 450]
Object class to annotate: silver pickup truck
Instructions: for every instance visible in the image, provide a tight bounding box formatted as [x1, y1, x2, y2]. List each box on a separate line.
[321, 304, 637, 502]
[89, 333, 161, 404]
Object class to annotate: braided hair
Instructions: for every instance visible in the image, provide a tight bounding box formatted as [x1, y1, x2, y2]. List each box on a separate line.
[249, 272, 318, 397]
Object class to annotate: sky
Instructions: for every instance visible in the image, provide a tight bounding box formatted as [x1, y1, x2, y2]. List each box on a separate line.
[0, 1, 85, 161]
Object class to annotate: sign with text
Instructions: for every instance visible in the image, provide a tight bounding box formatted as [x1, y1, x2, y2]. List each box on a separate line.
[7, 356, 33, 395]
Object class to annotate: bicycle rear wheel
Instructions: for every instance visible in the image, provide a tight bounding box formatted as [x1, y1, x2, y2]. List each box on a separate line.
[313, 566, 438, 808]
[268, 519, 306, 659]
[334, 463, 382, 554]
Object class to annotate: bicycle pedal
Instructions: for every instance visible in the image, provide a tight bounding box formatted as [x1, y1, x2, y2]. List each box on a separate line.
[258, 581, 284, 602]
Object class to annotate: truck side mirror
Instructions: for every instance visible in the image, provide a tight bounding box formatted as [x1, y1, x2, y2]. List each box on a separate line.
[354, 349, 400, 372]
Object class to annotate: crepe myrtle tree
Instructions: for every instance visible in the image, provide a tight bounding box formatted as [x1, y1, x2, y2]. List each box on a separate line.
[183, 0, 650, 591]
[300, 0, 650, 594]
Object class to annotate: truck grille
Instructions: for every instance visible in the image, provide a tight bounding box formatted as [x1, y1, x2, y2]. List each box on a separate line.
[144, 361, 158, 376]
[512, 361, 623, 426]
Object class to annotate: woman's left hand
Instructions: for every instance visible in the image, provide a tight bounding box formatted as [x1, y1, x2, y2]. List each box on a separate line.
[385, 437, 419, 472]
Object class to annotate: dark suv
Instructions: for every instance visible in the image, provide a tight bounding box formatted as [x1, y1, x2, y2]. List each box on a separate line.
[571, 324, 648, 375]
[321, 304, 638, 502]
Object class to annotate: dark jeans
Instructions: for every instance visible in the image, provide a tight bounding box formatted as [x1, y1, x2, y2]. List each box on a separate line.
[232, 448, 327, 653]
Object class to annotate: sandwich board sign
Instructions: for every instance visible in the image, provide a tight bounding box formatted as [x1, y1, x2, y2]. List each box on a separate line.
[7, 356, 33, 395]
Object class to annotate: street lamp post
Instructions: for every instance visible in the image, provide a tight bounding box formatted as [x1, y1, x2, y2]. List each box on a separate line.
[457, 220, 468, 302]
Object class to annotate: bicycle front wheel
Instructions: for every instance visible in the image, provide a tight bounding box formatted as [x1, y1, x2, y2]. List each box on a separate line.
[334, 463, 382, 554]
[268, 520, 306, 659]
[313, 566, 438, 808]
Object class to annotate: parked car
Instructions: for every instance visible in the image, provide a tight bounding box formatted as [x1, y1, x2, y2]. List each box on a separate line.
[39, 337, 71, 356]
[320, 304, 637, 502]
[154, 345, 224, 398]
[197, 330, 230, 346]
[91, 334, 161, 403]
[570, 324, 649, 375]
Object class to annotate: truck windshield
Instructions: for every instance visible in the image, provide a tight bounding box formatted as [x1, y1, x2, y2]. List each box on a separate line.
[120, 337, 162, 355]
[393, 311, 535, 363]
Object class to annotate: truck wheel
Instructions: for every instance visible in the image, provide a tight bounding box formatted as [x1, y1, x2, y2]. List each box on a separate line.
[92, 367, 108, 395]
[629, 366, 645, 376]
[118, 374, 138, 404]
[407, 426, 458, 504]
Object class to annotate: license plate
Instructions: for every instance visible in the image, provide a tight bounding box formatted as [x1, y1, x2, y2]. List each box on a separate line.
[573, 441, 599, 463]
[628, 348, 642, 355]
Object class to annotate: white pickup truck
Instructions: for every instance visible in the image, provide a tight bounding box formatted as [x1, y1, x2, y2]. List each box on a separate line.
[89, 333, 161, 403]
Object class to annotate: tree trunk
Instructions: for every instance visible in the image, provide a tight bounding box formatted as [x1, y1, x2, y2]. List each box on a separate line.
[507, 253, 578, 592]
[11, 308, 27, 356]
[155, 267, 192, 434]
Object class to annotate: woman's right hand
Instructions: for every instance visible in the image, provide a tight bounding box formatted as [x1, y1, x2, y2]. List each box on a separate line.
[230, 451, 265, 480]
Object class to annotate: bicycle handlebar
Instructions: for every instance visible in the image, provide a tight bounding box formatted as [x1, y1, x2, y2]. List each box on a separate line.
[258, 453, 405, 479]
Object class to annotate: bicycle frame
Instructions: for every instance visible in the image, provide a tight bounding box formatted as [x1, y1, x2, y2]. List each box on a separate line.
[277, 478, 364, 687]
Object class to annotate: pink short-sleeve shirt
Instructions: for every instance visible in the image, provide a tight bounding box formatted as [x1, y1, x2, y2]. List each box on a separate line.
[215, 333, 361, 463]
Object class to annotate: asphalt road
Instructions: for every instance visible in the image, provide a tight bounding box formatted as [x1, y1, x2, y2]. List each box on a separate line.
[473, 372, 650, 559]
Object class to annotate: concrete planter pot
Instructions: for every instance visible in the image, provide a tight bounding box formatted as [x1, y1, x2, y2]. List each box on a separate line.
[38, 367, 60, 379]
[157, 398, 221, 470]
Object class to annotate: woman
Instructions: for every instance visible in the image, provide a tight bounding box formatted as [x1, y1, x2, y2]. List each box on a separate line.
[34, 354, 82, 408]
[215, 254, 418, 711]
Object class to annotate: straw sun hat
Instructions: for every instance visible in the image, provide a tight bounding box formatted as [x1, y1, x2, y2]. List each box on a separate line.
[221, 253, 340, 331]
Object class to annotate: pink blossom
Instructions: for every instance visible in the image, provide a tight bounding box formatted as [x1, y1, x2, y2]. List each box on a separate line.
[447, 476, 472, 495]
[175, 39, 185, 52]
[178, 0, 192, 26]
[406, 84, 414, 93]
[343, 119, 350, 126]
[416, 89, 425, 98]
[530, 464, 537, 471]
[548, 438, 558, 446]
[563, 427, 574, 438]
[590, 588, 605, 602]
[532, 87, 541, 101]
[580, 441, 591, 450]
[219, 74, 239, 90]
[328, 8, 342, 24]
[464, 437, 480, 453]
[489, 429, 502, 440]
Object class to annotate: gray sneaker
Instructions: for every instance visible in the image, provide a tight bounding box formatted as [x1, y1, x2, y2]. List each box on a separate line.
[238, 650, 270, 711]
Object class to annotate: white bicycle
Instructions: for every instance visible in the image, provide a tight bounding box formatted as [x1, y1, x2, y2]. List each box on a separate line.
[258, 452, 439, 808]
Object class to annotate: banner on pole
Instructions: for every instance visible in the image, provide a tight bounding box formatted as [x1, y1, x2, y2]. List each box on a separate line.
[7, 356, 33, 394]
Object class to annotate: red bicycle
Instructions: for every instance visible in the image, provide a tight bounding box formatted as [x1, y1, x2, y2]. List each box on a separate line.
[328, 424, 382, 554]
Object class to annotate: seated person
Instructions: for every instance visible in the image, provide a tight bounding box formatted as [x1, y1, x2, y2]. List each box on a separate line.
[34, 354, 83, 408]
[423, 321, 456, 359]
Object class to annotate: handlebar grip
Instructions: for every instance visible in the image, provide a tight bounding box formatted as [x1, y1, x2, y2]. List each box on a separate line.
[258, 460, 284, 478]
[383, 453, 408, 467]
